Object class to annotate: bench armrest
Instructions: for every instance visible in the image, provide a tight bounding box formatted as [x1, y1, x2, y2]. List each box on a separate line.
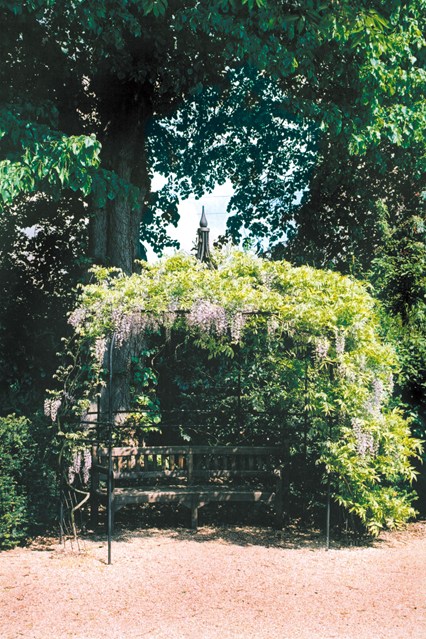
[92, 463, 110, 474]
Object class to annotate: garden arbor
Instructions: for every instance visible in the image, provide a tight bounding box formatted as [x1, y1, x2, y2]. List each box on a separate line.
[51, 249, 421, 539]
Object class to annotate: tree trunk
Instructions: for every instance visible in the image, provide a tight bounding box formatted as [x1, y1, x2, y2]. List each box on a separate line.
[88, 89, 153, 426]
[89, 88, 152, 274]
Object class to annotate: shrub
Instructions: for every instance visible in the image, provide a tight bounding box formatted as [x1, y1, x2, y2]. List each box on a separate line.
[0, 413, 58, 549]
[0, 415, 33, 548]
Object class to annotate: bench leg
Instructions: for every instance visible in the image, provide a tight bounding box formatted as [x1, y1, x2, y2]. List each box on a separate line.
[90, 493, 99, 529]
[275, 498, 284, 530]
[191, 505, 198, 530]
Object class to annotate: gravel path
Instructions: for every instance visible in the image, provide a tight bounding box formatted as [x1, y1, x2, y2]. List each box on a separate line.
[0, 522, 425, 639]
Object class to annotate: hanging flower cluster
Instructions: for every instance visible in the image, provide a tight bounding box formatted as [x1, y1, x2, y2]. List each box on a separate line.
[352, 418, 379, 458]
[93, 337, 107, 366]
[365, 377, 385, 417]
[267, 316, 280, 336]
[67, 449, 92, 485]
[44, 398, 62, 422]
[335, 330, 346, 357]
[187, 300, 228, 336]
[186, 303, 249, 341]
[68, 307, 87, 330]
[315, 337, 330, 361]
[230, 312, 247, 342]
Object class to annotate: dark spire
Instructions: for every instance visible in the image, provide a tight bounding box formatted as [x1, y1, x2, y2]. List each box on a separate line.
[200, 207, 208, 228]
[196, 206, 211, 263]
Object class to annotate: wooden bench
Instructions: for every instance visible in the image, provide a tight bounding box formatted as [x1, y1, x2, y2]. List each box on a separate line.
[90, 445, 287, 531]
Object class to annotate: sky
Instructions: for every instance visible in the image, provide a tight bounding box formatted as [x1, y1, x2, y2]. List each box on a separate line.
[147, 178, 236, 260]
[148, 176, 303, 261]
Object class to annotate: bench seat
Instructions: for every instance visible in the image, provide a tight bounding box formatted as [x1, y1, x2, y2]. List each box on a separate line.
[91, 445, 286, 531]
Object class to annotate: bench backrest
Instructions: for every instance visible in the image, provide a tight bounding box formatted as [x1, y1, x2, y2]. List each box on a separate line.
[92, 445, 283, 483]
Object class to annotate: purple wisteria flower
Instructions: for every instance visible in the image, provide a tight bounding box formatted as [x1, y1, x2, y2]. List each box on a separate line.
[267, 316, 280, 336]
[230, 312, 247, 342]
[112, 309, 134, 346]
[365, 377, 385, 416]
[352, 418, 378, 458]
[372, 377, 385, 407]
[82, 449, 92, 485]
[187, 300, 228, 336]
[335, 330, 346, 357]
[44, 398, 61, 422]
[93, 337, 106, 366]
[359, 354, 367, 372]
[112, 310, 162, 346]
[68, 307, 87, 329]
[67, 449, 92, 485]
[67, 451, 81, 484]
[315, 337, 330, 361]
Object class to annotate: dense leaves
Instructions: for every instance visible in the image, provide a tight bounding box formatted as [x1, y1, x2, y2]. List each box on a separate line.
[370, 212, 426, 437]
[0, 1, 424, 261]
[0, 414, 58, 549]
[0, 194, 88, 412]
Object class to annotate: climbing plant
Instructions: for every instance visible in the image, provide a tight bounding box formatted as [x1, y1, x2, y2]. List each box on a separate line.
[48, 249, 421, 535]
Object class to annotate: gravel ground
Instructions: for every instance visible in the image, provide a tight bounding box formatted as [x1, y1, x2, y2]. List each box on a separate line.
[0, 521, 425, 639]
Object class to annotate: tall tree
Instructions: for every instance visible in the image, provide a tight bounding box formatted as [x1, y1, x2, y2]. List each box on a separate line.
[1, 1, 424, 272]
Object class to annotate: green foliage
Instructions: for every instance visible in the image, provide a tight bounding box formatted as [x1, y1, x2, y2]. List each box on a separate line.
[0, 0, 424, 537]
[0, 194, 87, 413]
[0, 414, 33, 548]
[50, 249, 421, 533]
[325, 409, 420, 535]
[0, 109, 101, 204]
[0, 413, 59, 549]
[0, 1, 424, 257]
[370, 212, 426, 439]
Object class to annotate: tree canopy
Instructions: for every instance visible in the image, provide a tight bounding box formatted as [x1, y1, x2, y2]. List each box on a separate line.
[0, 0, 424, 270]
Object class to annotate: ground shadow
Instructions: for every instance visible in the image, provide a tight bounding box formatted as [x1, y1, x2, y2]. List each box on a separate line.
[84, 502, 377, 551]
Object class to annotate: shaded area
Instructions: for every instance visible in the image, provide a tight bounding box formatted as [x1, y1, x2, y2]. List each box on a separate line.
[87, 503, 378, 551]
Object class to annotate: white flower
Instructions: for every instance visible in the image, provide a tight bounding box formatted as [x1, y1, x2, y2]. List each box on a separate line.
[94, 337, 106, 366]
[352, 418, 378, 458]
[68, 451, 81, 484]
[187, 300, 228, 336]
[335, 330, 345, 357]
[44, 398, 61, 422]
[315, 337, 330, 360]
[365, 377, 385, 417]
[230, 312, 247, 342]
[267, 316, 280, 336]
[82, 449, 92, 485]
[68, 307, 86, 329]
[112, 310, 159, 346]
[67, 450, 92, 485]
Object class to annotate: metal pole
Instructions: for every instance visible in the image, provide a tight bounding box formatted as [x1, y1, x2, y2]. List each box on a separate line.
[237, 349, 242, 433]
[58, 443, 65, 544]
[326, 415, 333, 550]
[304, 355, 308, 462]
[107, 332, 116, 565]
[326, 473, 331, 550]
[59, 476, 64, 544]
[303, 351, 309, 522]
